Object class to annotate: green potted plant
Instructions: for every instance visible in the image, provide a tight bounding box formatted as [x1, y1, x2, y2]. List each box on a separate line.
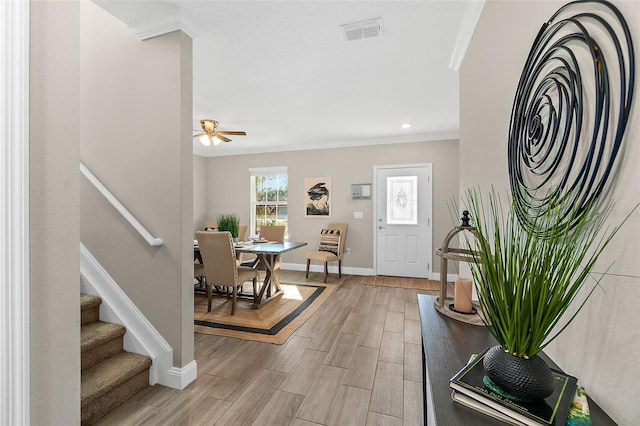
[216, 213, 240, 240]
[460, 187, 627, 400]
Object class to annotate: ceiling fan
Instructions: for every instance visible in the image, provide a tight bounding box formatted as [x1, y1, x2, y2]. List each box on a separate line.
[193, 119, 246, 146]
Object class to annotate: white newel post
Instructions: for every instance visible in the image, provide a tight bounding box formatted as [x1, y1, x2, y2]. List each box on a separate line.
[0, 0, 30, 424]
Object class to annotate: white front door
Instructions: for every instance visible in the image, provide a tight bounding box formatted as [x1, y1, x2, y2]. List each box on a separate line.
[375, 164, 432, 278]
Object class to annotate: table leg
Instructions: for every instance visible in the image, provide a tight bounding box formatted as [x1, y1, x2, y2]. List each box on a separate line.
[270, 254, 281, 290]
[264, 268, 272, 297]
[252, 253, 283, 309]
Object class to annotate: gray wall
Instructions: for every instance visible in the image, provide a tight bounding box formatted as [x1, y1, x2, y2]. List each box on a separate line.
[461, 1, 640, 423]
[30, 1, 81, 424]
[199, 140, 459, 273]
[79, 2, 194, 367]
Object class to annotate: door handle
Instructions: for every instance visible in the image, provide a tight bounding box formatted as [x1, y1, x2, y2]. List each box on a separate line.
[378, 225, 385, 230]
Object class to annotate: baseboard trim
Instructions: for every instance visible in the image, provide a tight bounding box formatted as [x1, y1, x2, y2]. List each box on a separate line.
[164, 360, 198, 390]
[281, 263, 458, 283]
[80, 243, 195, 389]
[281, 262, 374, 277]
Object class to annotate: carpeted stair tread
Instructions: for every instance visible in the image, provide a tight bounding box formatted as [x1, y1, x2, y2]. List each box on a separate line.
[81, 294, 102, 326]
[81, 351, 151, 407]
[81, 294, 102, 311]
[81, 321, 125, 353]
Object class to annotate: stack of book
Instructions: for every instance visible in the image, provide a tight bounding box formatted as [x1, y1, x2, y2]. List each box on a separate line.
[566, 386, 592, 426]
[449, 348, 579, 426]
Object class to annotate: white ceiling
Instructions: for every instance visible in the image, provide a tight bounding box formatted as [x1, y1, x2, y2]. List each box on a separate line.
[94, 1, 480, 157]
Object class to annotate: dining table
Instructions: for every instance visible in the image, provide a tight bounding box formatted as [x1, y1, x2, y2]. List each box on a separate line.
[194, 240, 307, 309]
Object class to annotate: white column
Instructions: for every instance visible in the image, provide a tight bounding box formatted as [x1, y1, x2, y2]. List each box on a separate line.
[0, 0, 30, 424]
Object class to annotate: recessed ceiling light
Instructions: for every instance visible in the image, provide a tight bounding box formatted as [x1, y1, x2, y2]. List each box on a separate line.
[401, 123, 411, 129]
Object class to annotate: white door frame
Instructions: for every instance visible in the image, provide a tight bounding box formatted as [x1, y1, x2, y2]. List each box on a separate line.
[1, 1, 30, 424]
[373, 163, 432, 278]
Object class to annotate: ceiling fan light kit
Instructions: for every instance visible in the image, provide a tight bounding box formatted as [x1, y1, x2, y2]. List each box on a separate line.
[193, 119, 246, 146]
[198, 134, 222, 146]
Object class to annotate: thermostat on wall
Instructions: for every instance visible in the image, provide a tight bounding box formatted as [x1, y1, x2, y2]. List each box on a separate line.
[351, 183, 371, 200]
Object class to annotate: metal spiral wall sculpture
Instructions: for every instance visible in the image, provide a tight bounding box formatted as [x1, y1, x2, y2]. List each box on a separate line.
[508, 0, 634, 232]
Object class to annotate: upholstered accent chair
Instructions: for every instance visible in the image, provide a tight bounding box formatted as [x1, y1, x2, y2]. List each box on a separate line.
[204, 221, 217, 231]
[258, 225, 285, 242]
[306, 223, 348, 283]
[242, 225, 286, 265]
[238, 224, 248, 241]
[245, 225, 287, 279]
[194, 263, 205, 289]
[195, 231, 259, 314]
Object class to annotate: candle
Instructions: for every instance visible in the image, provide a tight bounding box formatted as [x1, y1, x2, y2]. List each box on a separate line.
[454, 277, 473, 313]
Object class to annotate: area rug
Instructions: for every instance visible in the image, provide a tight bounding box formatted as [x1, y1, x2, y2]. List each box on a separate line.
[194, 282, 336, 344]
[367, 275, 440, 291]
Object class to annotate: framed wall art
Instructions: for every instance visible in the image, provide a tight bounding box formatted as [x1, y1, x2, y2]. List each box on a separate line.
[305, 177, 331, 217]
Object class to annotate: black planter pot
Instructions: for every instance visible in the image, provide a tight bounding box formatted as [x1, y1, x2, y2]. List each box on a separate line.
[483, 345, 554, 400]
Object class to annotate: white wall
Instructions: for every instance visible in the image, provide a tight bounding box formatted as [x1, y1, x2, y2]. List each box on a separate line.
[30, 1, 81, 424]
[202, 140, 459, 273]
[461, 1, 640, 423]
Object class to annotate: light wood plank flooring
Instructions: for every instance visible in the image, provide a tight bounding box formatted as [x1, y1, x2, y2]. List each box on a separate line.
[94, 271, 442, 426]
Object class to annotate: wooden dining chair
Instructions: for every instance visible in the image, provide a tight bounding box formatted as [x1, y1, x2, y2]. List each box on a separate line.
[195, 231, 259, 314]
[306, 223, 348, 282]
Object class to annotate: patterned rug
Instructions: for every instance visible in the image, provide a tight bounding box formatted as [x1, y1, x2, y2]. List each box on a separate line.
[194, 282, 336, 344]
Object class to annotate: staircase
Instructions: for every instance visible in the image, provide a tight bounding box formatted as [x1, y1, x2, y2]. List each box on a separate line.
[81, 294, 152, 425]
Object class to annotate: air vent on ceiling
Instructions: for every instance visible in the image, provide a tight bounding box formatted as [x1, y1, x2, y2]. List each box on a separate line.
[341, 18, 383, 41]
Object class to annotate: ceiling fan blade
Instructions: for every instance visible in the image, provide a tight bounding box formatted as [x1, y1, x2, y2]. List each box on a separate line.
[215, 134, 232, 143]
[193, 132, 206, 138]
[217, 131, 246, 136]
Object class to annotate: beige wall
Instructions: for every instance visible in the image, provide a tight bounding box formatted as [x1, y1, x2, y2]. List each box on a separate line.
[462, 1, 640, 423]
[79, 2, 194, 367]
[202, 140, 459, 272]
[193, 155, 207, 235]
[30, 1, 81, 424]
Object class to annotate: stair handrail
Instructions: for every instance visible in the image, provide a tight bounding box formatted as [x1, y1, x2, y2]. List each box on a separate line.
[80, 162, 163, 247]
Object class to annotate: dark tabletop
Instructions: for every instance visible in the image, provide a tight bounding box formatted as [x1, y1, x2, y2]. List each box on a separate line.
[417, 294, 615, 426]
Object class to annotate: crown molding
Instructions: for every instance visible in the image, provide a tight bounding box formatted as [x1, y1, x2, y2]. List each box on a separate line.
[127, 7, 205, 41]
[194, 131, 460, 158]
[449, 0, 485, 71]
[92, 0, 207, 41]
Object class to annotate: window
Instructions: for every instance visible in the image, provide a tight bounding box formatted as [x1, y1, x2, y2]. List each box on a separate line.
[249, 167, 288, 237]
[386, 175, 418, 225]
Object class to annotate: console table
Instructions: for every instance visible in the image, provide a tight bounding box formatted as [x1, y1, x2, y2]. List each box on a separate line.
[418, 294, 615, 425]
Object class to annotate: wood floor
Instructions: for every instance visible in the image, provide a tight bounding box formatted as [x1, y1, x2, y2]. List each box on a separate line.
[94, 271, 441, 426]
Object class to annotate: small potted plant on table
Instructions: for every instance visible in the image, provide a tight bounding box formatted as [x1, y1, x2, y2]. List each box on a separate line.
[216, 213, 240, 242]
[461, 187, 626, 400]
